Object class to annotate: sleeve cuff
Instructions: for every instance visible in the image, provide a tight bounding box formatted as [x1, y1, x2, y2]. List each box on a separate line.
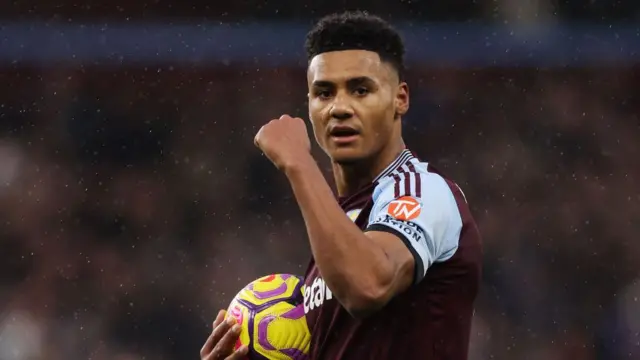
[365, 223, 426, 285]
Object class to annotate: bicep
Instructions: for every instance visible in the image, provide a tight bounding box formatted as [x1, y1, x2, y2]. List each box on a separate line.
[365, 219, 432, 286]
[363, 230, 415, 296]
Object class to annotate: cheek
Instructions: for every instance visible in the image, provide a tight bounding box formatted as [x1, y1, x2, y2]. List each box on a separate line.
[308, 115, 324, 144]
[309, 103, 330, 137]
[365, 106, 395, 139]
[371, 123, 391, 144]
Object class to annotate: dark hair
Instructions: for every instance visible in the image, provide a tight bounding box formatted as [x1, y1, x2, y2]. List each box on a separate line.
[304, 11, 405, 79]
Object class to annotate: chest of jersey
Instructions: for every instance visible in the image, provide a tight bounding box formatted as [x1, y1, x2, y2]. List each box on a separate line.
[297, 151, 482, 359]
[302, 187, 373, 327]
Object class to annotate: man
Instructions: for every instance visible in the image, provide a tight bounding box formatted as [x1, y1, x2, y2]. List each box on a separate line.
[200, 11, 482, 360]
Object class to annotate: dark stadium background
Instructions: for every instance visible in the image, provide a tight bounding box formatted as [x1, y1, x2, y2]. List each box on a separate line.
[0, 1, 638, 359]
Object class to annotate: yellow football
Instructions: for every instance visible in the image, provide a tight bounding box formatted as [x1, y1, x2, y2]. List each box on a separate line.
[226, 274, 310, 360]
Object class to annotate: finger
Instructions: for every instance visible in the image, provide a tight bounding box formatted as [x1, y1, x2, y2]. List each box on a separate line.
[213, 310, 226, 328]
[226, 345, 249, 360]
[201, 310, 224, 357]
[201, 313, 233, 357]
[254, 128, 263, 148]
[208, 322, 241, 360]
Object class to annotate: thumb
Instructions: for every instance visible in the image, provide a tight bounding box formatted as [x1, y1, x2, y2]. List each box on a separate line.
[254, 128, 263, 148]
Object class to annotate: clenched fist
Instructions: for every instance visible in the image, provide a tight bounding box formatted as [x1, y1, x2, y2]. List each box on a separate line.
[254, 115, 312, 171]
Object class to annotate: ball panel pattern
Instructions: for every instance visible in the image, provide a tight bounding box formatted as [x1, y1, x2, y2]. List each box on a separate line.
[226, 274, 310, 360]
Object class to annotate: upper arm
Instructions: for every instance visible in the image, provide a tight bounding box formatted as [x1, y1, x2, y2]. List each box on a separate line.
[365, 171, 463, 285]
[362, 230, 416, 297]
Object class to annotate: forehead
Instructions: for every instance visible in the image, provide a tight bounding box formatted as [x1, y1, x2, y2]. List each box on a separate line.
[307, 50, 392, 84]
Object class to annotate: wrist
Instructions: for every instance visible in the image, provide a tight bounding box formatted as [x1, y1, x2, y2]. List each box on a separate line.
[283, 153, 317, 178]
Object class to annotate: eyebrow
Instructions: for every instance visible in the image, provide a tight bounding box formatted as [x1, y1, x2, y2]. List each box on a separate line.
[312, 76, 376, 88]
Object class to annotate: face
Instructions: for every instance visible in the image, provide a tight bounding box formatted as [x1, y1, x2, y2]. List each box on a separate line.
[307, 50, 409, 164]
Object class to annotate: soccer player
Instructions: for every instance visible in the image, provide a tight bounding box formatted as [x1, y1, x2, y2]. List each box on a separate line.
[200, 11, 482, 360]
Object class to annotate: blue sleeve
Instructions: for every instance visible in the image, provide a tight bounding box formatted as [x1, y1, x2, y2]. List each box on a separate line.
[365, 172, 463, 284]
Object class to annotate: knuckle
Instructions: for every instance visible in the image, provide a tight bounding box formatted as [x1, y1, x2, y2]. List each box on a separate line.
[210, 347, 222, 358]
[210, 328, 223, 339]
[223, 330, 237, 342]
[211, 345, 230, 359]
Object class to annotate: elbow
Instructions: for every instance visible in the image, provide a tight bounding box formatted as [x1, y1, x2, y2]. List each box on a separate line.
[341, 284, 391, 319]
[343, 298, 385, 319]
[341, 260, 414, 319]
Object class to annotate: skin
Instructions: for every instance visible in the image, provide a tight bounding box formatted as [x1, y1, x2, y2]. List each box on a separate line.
[201, 49, 415, 357]
[200, 310, 248, 360]
[306, 50, 409, 195]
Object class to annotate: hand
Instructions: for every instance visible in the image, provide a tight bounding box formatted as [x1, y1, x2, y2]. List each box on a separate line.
[200, 310, 249, 360]
[254, 114, 312, 171]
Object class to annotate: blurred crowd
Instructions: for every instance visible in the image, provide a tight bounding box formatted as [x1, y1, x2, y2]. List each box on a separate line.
[0, 2, 638, 360]
[1, 0, 638, 21]
[0, 65, 637, 360]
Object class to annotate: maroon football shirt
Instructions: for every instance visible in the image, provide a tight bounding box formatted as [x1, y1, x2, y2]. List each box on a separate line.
[302, 149, 482, 359]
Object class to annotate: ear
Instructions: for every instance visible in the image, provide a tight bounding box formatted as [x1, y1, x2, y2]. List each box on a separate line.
[395, 82, 409, 118]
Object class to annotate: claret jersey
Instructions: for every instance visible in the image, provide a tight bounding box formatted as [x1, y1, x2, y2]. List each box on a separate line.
[303, 149, 482, 360]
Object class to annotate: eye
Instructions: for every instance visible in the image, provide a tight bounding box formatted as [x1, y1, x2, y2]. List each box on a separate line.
[315, 90, 332, 99]
[354, 87, 369, 96]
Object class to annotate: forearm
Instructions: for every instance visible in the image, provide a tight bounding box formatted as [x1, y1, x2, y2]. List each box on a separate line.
[284, 156, 394, 309]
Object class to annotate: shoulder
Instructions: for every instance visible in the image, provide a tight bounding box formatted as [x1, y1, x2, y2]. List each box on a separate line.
[372, 159, 459, 212]
[369, 159, 463, 255]
[366, 159, 466, 282]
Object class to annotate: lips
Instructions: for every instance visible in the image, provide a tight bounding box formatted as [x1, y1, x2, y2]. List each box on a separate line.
[328, 125, 360, 145]
[328, 126, 360, 137]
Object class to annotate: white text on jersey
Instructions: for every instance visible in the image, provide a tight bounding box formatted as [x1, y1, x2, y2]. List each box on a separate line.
[303, 277, 333, 314]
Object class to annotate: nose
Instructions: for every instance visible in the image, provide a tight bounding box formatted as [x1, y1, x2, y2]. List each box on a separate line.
[329, 94, 354, 121]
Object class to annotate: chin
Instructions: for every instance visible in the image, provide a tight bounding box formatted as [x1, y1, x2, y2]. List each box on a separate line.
[328, 147, 369, 165]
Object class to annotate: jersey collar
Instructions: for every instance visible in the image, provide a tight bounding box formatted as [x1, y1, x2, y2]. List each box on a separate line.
[373, 149, 415, 183]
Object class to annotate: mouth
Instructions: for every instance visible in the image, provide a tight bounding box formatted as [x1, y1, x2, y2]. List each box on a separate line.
[328, 126, 361, 145]
[329, 126, 360, 138]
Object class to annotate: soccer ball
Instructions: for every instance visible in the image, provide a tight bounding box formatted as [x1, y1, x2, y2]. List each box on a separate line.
[226, 274, 310, 360]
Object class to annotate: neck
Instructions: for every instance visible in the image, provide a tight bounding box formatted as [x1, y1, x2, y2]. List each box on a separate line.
[332, 139, 405, 197]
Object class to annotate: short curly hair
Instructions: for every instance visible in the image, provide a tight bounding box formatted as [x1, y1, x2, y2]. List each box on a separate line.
[304, 11, 405, 79]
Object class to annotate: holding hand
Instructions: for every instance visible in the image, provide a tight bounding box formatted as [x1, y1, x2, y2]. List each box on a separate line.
[200, 310, 249, 360]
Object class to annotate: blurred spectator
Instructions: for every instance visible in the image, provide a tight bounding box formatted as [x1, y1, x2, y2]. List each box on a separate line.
[0, 65, 637, 359]
[0, 1, 639, 358]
